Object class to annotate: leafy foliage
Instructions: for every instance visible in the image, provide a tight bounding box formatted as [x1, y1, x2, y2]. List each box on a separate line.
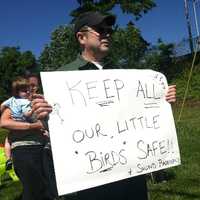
[173, 67, 200, 101]
[39, 26, 80, 71]
[105, 22, 149, 68]
[39, 0, 155, 71]
[39, 23, 149, 70]
[0, 47, 37, 102]
[140, 40, 176, 81]
[71, 0, 156, 20]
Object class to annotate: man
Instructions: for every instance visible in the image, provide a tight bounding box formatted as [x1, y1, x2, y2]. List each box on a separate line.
[32, 11, 176, 200]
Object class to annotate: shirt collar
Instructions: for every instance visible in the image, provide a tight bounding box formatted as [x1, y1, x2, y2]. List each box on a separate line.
[76, 54, 102, 70]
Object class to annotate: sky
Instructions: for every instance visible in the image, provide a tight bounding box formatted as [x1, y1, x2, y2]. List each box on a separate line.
[0, 0, 199, 57]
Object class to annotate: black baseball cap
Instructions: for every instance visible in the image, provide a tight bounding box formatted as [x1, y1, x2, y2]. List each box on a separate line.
[74, 11, 116, 34]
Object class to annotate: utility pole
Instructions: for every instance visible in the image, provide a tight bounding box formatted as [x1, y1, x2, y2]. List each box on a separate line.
[193, 0, 200, 37]
[184, 0, 194, 53]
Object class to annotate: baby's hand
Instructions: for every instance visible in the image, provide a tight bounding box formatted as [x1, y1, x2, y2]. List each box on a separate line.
[42, 130, 49, 137]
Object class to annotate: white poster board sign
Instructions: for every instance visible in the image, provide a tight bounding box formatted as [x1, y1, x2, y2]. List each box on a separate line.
[41, 69, 181, 196]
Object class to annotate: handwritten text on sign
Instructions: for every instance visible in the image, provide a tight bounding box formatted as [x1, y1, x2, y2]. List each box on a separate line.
[40, 69, 181, 196]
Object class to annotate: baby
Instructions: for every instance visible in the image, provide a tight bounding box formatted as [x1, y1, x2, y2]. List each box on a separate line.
[1, 77, 34, 122]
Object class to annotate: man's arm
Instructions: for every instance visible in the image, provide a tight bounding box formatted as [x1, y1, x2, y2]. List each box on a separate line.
[165, 85, 176, 103]
[0, 108, 44, 130]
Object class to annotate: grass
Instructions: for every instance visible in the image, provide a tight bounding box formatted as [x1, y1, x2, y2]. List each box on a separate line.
[0, 129, 23, 200]
[0, 105, 200, 200]
[148, 104, 200, 200]
[0, 181, 22, 200]
[0, 128, 8, 145]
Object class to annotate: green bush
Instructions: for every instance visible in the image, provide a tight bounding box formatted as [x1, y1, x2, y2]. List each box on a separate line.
[0, 129, 8, 144]
[171, 67, 200, 101]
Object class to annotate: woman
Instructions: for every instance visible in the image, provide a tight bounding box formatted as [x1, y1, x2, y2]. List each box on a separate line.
[0, 74, 56, 200]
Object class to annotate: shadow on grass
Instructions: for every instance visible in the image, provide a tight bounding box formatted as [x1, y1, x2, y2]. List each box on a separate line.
[147, 170, 176, 184]
[0, 179, 22, 200]
[150, 188, 200, 199]
[14, 194, 22, 200]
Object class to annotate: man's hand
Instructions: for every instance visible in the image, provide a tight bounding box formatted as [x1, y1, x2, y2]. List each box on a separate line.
[165, 85, 176, 103]
[32, 94, 52, 119]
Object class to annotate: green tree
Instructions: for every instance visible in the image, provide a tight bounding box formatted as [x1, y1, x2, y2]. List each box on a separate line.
[107, 22, 149, 69]
[140, 39, 176, 81]
[39, 0, 155, 70]
[39, 26, 80, 71]
[39, 22, 148, 71]
[0, 47, 37, 102]
[71, 0, 156, 20]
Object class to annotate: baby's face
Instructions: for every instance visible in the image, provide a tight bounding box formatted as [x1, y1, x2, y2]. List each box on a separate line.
[18, 88, 30, 99]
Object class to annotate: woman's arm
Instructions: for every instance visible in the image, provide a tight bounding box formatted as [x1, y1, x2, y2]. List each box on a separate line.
[4, 137, 11, 159]
[0, 102, 7, 113]
[0, 108, 44, 130]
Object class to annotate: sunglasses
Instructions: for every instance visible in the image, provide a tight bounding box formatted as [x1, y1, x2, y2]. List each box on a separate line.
[92, 26, 113, 35]
[81, 26, 113, 36]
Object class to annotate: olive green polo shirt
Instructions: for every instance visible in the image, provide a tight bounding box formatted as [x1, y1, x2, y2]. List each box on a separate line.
[58, 54, 120, 71]
[58, 55, 100, 71]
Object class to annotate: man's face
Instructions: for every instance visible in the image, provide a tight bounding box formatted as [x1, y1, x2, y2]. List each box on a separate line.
[80, 26, 113, 56]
